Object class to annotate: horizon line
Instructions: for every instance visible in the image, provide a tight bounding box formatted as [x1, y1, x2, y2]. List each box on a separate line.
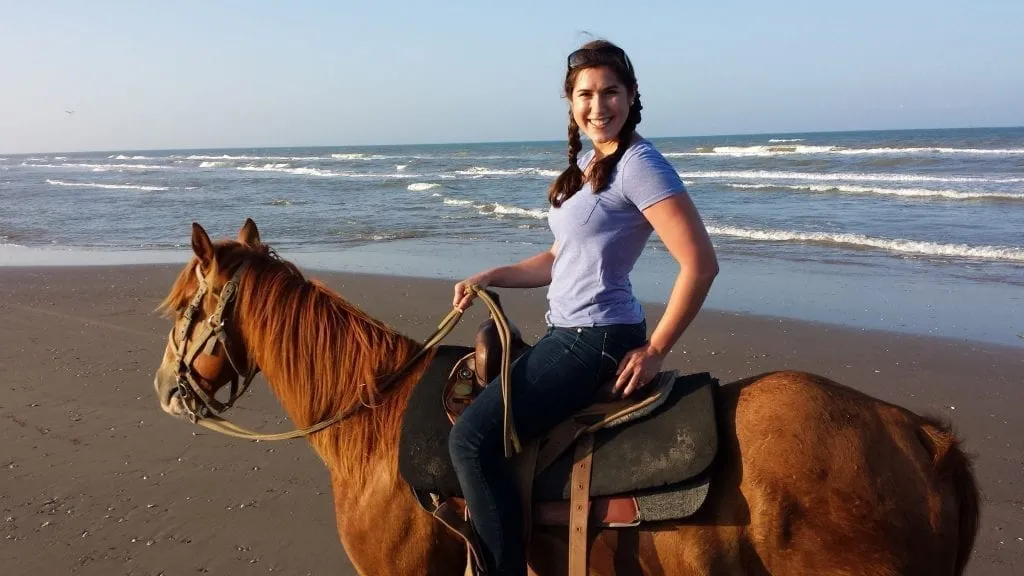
[4, 124, 1023, 156]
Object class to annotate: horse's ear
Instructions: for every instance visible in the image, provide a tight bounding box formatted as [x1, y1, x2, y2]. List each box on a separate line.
[238, 218, 261, 247]
[191, 223, 215, 267]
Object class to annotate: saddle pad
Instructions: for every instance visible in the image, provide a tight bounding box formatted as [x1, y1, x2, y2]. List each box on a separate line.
[399, 350, 719, 503]
[636, 473, 711, 522]
[533, 372, 718, 501]
[398, 345, 473, 498]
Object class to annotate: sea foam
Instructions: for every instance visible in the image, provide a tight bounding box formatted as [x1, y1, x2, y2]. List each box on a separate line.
[708, 225, 1024, 262]
[724, 183, 1024, 201]
[46, 179, 169, 191]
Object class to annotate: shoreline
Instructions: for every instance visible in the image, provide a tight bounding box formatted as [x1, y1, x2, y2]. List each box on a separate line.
[0, 264, 1021, 574]
[3, 261, 1023, 354]
[2, 245, 1022, 349]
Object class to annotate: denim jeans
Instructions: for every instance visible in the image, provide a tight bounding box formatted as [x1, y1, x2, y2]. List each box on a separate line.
[448, 321, 647, 575]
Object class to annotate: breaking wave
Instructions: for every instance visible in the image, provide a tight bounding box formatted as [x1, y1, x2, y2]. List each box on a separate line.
[708, 225, 1024, 262]
[45, 179, 169, 191]
[724, 183, 1024, 202]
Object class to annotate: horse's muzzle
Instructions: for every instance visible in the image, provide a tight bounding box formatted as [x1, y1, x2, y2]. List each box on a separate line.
[154, 373, 188, 419]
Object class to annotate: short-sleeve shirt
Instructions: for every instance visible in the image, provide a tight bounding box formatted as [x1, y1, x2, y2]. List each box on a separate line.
[545, 137, 686, 326]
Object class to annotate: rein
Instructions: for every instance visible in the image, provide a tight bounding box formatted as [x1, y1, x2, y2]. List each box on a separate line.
[175, 275, 518, 452]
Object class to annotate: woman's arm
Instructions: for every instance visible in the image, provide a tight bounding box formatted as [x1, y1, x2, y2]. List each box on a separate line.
[614, 193, 718, 396]
[453, 243, 557, 310]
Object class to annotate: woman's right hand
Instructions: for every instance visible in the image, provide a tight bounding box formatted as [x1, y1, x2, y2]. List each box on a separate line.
[453, 273, 491, 311]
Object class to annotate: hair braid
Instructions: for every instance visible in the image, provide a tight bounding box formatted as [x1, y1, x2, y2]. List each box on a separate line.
[547, 111, 585, 207]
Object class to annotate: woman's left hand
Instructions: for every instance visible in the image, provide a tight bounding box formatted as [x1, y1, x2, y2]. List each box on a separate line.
[613, 344, 667, 398]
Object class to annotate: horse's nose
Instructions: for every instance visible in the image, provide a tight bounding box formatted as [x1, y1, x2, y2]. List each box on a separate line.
[154, 372, 185, 417]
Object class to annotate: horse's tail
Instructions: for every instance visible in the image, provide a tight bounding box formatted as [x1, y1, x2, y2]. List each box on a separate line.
[917, 416, 980, 576]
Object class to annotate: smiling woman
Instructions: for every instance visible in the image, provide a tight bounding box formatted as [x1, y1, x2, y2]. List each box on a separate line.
[450, 39, 721, 575]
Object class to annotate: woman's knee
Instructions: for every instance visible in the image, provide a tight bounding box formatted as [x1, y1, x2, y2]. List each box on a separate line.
[448, 416, 500, 466]
[448, 418, 477, 462]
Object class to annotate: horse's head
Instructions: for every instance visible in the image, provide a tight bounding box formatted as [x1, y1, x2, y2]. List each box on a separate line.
[153, 218, 265, 421]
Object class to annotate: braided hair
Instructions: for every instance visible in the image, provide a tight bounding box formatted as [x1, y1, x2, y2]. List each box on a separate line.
[547, 40, 643, 208]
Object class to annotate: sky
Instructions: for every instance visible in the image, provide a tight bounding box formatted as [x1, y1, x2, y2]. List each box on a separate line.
[1, 0, 1021, 154]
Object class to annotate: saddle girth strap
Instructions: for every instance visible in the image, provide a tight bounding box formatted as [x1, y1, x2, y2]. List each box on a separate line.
[569, 433, 595, 576]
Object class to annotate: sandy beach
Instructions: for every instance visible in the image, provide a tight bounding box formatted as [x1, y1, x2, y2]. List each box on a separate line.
[1, 264, 1021, 575]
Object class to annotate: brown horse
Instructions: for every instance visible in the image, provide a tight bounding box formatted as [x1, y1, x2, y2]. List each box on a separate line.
[152, 219, 980, 575]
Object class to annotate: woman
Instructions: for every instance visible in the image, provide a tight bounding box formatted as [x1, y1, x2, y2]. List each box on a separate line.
[448, 39, 719, 575]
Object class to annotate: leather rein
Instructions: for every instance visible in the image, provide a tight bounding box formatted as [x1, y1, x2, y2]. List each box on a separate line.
[172, 268, 517, 449]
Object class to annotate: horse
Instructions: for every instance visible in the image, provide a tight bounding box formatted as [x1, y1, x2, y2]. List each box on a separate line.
[152, 219, 979, 575]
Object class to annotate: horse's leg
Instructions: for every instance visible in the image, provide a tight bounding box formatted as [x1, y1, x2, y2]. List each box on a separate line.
[329, 470, 465, 575]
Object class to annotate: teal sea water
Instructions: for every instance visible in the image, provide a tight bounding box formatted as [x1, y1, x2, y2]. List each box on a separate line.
[1, 127, 1022, 346]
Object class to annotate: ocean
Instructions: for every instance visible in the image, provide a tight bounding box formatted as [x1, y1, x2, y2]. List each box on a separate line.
[1, 127, 1022, 347]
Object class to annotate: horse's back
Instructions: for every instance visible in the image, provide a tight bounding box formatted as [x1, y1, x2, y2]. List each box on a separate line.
[716, 370, 972, 575]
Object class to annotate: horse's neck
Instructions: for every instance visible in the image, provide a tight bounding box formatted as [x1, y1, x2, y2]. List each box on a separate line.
[241, 285, 423, 476]
[236, 277, 463, 571]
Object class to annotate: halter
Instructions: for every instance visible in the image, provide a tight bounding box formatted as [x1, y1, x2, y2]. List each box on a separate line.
[171, 268, 517, 449]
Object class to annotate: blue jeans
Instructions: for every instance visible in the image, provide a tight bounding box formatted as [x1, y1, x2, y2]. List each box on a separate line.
[448, 322, 647, 575]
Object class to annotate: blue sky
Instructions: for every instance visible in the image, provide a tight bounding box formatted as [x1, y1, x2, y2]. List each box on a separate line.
[1, 0, 1021, 153]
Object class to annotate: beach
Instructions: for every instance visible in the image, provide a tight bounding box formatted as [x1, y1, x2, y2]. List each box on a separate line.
[1, 264, 1021, 575]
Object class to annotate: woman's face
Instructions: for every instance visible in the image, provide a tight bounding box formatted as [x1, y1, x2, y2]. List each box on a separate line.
[570, 66, 634, 156]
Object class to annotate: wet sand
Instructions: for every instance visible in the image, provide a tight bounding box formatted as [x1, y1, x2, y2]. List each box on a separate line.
[1, 264, 1020, 575]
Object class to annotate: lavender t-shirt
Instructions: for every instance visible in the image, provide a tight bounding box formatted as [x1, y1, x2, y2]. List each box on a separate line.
[545, 138, 686, 327]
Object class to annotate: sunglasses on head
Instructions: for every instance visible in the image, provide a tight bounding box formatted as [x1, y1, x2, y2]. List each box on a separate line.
[567, 45, 634, 73]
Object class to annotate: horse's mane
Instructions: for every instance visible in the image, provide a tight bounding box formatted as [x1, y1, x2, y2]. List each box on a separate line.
[159, 241, 425, 479]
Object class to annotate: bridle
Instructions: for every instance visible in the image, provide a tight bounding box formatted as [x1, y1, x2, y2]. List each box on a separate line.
[170, 263, 517, 447]
[171, 262, 258, 424]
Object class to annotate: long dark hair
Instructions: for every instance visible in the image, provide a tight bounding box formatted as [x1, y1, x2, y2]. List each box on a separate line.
[547, 40, 643, 208]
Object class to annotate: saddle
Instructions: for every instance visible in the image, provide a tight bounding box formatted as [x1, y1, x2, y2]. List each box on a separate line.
[398, 292, 719, 575]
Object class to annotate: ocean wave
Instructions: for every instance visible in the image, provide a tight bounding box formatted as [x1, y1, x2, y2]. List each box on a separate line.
[407, 182, 440, 191]
[343, 230, 430, 243]
[768, 138, 804, 143]
[46, 179, 169, 191]
[330, 153, 390, 160]
[667, 145, 837, 157]
[665, 145, 1024, 157]
[440, 197, 548, 220]
[199, 161, 229, 168]
[724, 183, 1024, 201]
[182, 154, 318, 161]
[838, 147, 1024, 156]
[235, 164, 417, 179]
[178, 152, 393, 162]
[107, 154, 155, 160]
[486, 203, 548, 220]
[23, 162, 171, 170]
[454, 166, 561, 178]
[237, 164, 334, 177]
[707, 225, 1024, 262]
[679, 169, 1024, 184]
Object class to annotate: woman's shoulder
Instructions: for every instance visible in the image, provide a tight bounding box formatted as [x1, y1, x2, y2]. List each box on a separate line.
[620, 137, 682, 183]
[621, 137, 672, 168]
